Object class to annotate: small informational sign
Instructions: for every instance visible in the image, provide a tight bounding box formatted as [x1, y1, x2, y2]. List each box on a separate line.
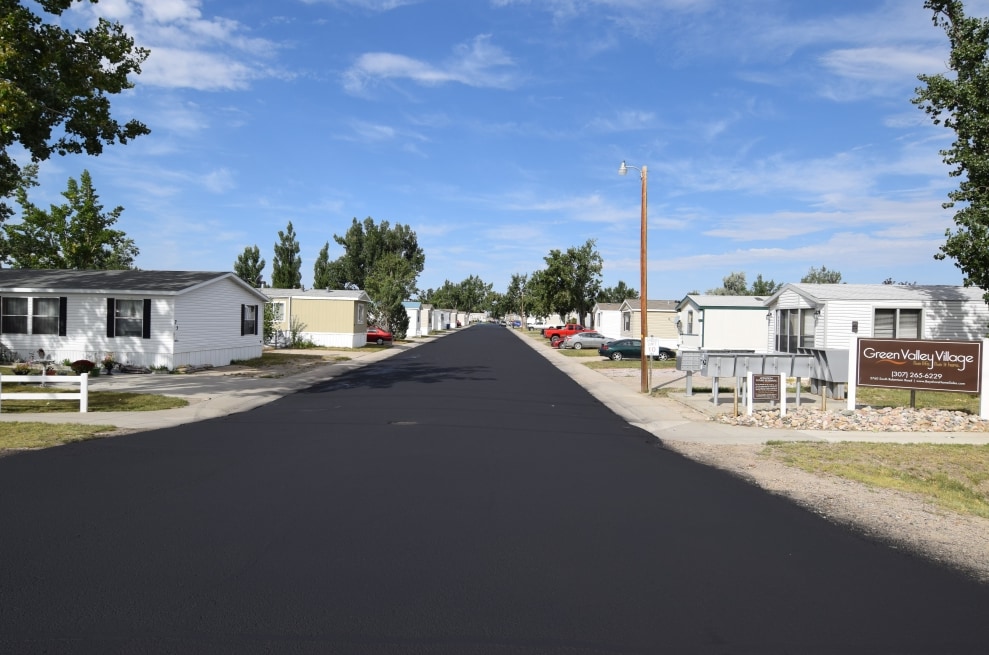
[644, 337, 660, 357]
[856, 339, 982, 394]
[752, 374, 780, 402]
[746, 372, 786, 416]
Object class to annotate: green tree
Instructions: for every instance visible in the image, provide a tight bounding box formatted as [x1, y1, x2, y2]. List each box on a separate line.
[914, 0, 989, 301]
[707, 272, 749, 295]
[0, 0, 150, 222]
[328, 217, 425, 291]
[234, 245, 265, 286]
[4, 166, 138, 269]
[365, 252, 414, 337]
[458, 275, 493, 321]
[542, 239, 603, 324]
[597, 281, 638, 303]
[801, 265, 842, 284]
[312, 242, 332, 290]
[326, 217, 425, 324]
[271, 221, 302, 289]
[750, 274, 783, 296]
[505, 273, 528, 322]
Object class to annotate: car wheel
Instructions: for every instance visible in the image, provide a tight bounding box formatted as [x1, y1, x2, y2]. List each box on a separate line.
[573, 342, 583, 350]
[551, 336, 561, 345]
[376, 338, 384, 345]
[610, 352, 623, 361]
[655, 351, 670, 361]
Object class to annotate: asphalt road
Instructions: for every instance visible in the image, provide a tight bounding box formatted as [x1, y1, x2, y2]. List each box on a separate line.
[2, 324, 988, 654]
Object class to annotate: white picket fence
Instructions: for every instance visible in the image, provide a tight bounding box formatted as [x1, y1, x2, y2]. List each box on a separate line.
[0, 373, 89, 413]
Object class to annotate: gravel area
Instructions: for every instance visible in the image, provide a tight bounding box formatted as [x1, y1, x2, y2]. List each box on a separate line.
[598, 366, 989, 582]
[663, 439, 989, 583]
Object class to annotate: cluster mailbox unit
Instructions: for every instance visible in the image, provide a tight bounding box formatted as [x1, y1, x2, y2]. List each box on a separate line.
[677, 350, 816, 407]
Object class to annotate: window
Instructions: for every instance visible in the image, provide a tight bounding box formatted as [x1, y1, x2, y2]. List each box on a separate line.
[268, 302, 285, 323]
[1, 297, 27, 334]
[115, 300, 144, 336]
[775, 308, 816, 352]
[241, 304, 258, 336]
[107, 298, 150, 338]
[32, 298, 59, 335]
[686, 310, 694, 335]
[357, 303, 365, 324]
[874, 308, 921, 338]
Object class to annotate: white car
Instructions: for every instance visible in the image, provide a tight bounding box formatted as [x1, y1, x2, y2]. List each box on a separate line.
[562, 331, 612, 350]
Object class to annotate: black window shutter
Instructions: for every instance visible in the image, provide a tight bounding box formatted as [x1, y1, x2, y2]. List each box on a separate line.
[253, 304, 259, 335]
[106, 298, 115, 338]
[58, 297, 67, 336]
[240, 304, 246, 336]
[142, 299, 151, 339]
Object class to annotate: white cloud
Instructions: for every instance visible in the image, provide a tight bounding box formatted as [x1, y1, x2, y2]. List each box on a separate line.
[76, 0, 283, 91]
[343, 35, 520, 95]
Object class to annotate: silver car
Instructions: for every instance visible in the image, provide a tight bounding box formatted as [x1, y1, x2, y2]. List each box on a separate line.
[562, 331, 612, 350]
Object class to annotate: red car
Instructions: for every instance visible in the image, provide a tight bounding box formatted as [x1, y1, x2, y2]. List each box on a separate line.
[366, 327, 393, 345]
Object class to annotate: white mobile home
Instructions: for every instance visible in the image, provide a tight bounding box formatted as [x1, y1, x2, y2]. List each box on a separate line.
[676, 295, 770, 352]
[0, 270, 267, 369]
[591, 302, 623, 339]
[766, 283, 989, 353]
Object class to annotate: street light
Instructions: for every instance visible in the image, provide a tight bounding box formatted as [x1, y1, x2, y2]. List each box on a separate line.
[619, 160, 649, 394]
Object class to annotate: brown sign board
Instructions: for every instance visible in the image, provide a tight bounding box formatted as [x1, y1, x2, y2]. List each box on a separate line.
[752, 374, 780, 402]
[856, 339, 982, 394]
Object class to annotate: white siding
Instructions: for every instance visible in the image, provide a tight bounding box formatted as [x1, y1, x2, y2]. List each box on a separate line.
[302, 331, 365, 348]
[174, 277, 264, 367]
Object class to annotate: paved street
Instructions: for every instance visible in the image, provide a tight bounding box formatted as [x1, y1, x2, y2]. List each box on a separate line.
[1, 324, 988, 654]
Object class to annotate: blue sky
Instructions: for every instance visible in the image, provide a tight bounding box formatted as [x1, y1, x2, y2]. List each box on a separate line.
[19, 0, 989, 298]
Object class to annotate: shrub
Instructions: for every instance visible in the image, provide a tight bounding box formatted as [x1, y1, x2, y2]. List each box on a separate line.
[12, 363, 31, 375]
[70, 359, 96, 375]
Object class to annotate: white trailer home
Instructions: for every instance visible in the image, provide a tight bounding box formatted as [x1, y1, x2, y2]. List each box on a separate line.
[0, 270, 268, 369]
[675, 295, 770, 352]
[766, 283, 989, 353]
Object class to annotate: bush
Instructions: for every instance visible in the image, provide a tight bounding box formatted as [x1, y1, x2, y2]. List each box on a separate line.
[70, 359, 96, 375]
[12, 363, 31, 375]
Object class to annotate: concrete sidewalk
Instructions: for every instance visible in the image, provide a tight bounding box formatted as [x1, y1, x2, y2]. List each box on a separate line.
[512, 328, 989, 446]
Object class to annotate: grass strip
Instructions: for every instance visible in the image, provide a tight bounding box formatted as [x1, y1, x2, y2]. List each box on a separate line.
[0, 422, 118, 452]
[762, 441, 989, 519]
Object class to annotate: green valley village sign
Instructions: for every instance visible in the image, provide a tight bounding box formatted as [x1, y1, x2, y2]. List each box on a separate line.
[847, 337, 989, 419]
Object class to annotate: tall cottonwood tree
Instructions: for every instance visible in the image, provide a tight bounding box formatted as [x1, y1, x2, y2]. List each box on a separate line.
[325, 217, 425, 331]
[234, 245, 265, 286]
[0, 0, 149, 222]
[4, 166, 138, 269]
[914, 0, 989, 301]
[271, 221, 302, 289]
[541, 239, 604, 324]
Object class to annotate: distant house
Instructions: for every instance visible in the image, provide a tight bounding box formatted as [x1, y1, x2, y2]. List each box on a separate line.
[766, 283, 989, 352]
[619, 299, 679, 349]
[432, 308, 456, 331]
[403, 301, 432, 337]
[592, 302, 623, 339]
[263, 289, 371, 348]
[675, 295, 770, 352]
[0, 269, 267, 369]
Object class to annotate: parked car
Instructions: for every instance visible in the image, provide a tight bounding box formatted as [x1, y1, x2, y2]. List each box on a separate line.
[562, 331, 612, 350]
[598, 339, 675, 361]
[366, 326, 393, 345]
